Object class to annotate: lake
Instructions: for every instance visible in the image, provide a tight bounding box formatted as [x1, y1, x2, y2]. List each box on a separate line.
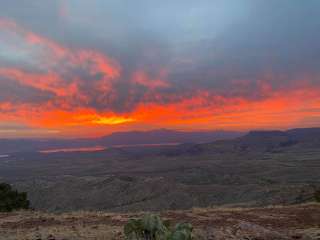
[39, 142, 181, 154]
[39, 146, 107, 154]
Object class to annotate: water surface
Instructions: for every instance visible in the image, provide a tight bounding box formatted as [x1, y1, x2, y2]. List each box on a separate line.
[39, 146, 107, 154]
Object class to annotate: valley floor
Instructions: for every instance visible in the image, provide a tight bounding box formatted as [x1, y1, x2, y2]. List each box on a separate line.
[0, 203, 319, 240]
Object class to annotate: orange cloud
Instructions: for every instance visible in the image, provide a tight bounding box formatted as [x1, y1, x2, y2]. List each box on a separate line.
[1, 84, 318, 138]
[77, 114, 135, 125]
[128, 86, 320, 131]
[1, 18, 320, 138]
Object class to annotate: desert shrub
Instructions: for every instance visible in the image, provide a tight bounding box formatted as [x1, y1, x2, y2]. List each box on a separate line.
[124, 214, 193, 240]
[0, 183, 30, 212]
[315, 190, 320, 202]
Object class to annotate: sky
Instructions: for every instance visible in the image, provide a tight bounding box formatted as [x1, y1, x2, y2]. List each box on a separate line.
[0, 0, 320, 138]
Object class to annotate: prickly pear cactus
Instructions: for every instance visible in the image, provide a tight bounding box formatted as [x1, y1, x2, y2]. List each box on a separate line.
[124, 214, 193, 240]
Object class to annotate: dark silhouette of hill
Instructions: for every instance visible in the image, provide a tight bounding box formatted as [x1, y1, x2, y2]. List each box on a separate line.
[97, 129, 242, 146]
[235, 127, 320, 150]
[0, 129, 243, 154]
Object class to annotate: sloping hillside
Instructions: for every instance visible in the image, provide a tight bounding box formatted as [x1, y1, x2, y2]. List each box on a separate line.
[0, 128, 318, 211]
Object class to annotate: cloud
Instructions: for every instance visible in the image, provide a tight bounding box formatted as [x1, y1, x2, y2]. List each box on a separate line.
[0, 1, 320, 137]
[0, 76, 54, 104]
[0, 122, 60, 138]
[0, 17, 121, 110]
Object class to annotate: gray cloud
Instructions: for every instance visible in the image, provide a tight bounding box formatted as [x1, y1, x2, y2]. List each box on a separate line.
[0, 0, 320, 113]
[0, 77, 55, 104]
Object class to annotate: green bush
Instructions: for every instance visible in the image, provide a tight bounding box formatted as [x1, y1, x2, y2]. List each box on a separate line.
[124, 214, 193, 240]
[0, 183, 30, 212]
[315, 190, 320, 203]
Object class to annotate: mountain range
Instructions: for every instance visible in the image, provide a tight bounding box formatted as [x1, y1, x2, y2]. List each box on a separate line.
[0, 129, 243, 154]
[1, 127, 319, 212]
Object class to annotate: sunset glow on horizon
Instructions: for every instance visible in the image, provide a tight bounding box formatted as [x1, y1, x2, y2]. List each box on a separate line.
[1, 1, 320, 138]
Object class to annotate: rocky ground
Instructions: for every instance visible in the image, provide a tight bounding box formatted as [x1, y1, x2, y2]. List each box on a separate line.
[0, 203, 319, 240]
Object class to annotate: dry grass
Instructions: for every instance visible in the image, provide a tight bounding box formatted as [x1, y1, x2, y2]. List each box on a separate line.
[1, 203, 320, 240]
[190, 201, 320, 213]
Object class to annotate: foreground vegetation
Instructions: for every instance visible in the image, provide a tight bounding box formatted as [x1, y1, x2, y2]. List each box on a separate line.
[0, 203, 319, 240]
[0, 182, 29, 212]
[315, 190, 320, 202]
[124, 214, 193, 240]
